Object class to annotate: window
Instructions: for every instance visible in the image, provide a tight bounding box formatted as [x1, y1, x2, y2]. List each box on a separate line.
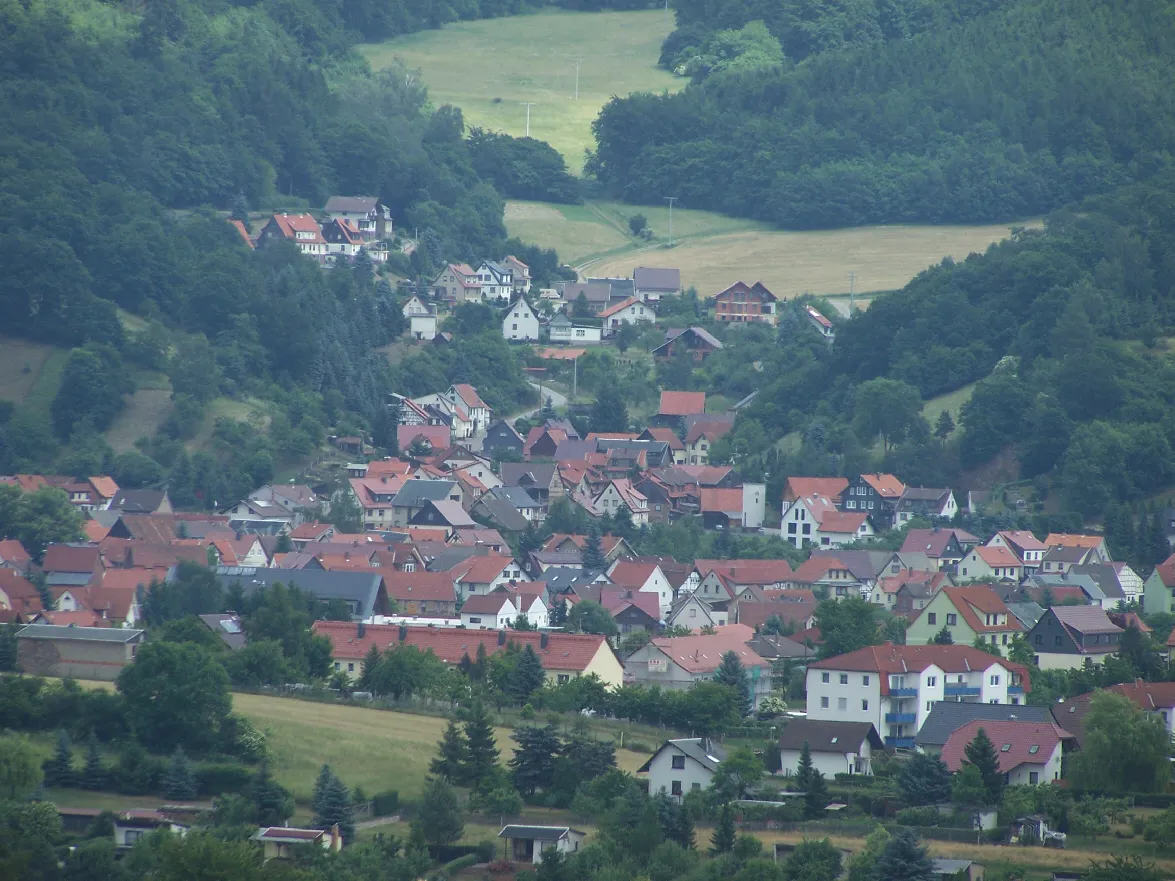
[671, 755, 686, 770]
[1001, 744, 1011, 752]
[847, 500, 856, 509]
[1055, 635, 1063, 646]
[671, 780, 683, 796]
[990, 675, 1000, 685]
[692, 782, 701, 791]
[689, 607, 696, 618]
[863, 675, 870, 686]
[961, 567, 968, 576]
[347, 663, 355, 672]
[557, 674, 570, 684]
[820, 697, 829, 709]
[469, 616, 482, 624]
[837, 698, 847, 711]
[802, 524, 811, 535]
[788, 523, 797, 535]
[927, 676, 937, 686]
[946, 614, 957, 626]
[1034, 634, 1043, 645]
[800, 510, 806, 521]
[512, 324, 518, 330]
[928, 613, 937, 625]
[1029, 772, 1039, 785]
[862, 700, 869, 711]
[840, 674, 849, 684]
[1028, 745, 1039, 755]
[334, 662, 341, 670]
[822, 672, 830, 683]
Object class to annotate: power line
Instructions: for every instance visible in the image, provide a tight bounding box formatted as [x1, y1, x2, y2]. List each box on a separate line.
[663, 196, 678, 245]
[519, 102, 536, 137]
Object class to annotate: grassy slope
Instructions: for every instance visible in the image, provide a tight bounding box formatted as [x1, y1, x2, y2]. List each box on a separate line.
[360, 9, 678, 175]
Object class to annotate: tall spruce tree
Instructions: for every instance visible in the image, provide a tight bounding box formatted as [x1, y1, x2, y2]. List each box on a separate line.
[796, 743, 828, 818]
[509, 725, 562, 795]
[713, 650, 752, 716]
[358, 644, 381, 693]
[411, 777, 464, 852]
[162, 747, 196, 800]
[250, 763, 294, 826]
[582, 526, 605, 572]
[82, 733, 106, 791]
[430, 719, 470, 784]
[313, 765, 355, 842]
[312, 764, 334, 820]
[962, 728, 1003, 806]
[875, 828, 934, 881]
[508, 644, 545, 704]
[43, 729, 76, 788]
[710, 803, 736, 854]
[462, 701, 500, 785]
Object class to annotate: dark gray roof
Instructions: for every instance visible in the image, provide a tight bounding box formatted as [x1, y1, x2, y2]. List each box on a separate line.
[488, 486, 541, 509]
[391, 480, 457, 507]
[637, 737, 727, 774]
[552, 440, 594, 461]
[1068, 564, 1125, 599]
[915, 702, 1055, 749]
[214, 567, 383, 619]
[811, 549, 896, 582]
[778, 719, 883, 752]
[498, 825, 581, 841]
[325, 196, 378, 213]
[654, 327, 722, 353]
[499, 463, 556, 488]
[587, 277, 636, 299]
[931, 860, 974, 876]
[1023, 573, 1105, 602]
[473, 498, 529, 532]
[561, 281, 612, 303]
[424, 547, 481, 572]
[1043, 545, 1091, 563]
[198, 614, 247, 650]
[1006, 601, 1046, 629]
[633, 267, 681, 292]
[535, 566, 606, 594]
[747, 634, 816, 660]
[110, 489, 167, 513]
[17, 624, 144, 642]
[46, 572, 97, 587]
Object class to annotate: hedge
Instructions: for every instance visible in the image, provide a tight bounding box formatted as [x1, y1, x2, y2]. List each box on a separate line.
[194, 762, 255, 796]
[372, 790, 399, 817]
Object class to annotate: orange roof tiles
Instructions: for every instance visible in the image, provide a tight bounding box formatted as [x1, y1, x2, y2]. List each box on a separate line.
[783, 477, 849, 503]
[658, 391, 707, 417]
[809, 643, 1030, 695]
[941, 720, 1069, 774]
[860, 473, 905, 498]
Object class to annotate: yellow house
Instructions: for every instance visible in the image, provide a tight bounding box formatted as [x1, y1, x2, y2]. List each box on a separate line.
[906, 585, 1023, 649]
[312, 621, 624, 689]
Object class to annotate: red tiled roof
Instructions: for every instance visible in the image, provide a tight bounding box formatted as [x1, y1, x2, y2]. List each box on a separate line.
[901, 528, 966, 558]
[695, 559, 794, 583]
[659, 391, 707, 417]
[816, 510, 869, 534]
[790, 557, 853, 583]
[736, 600, 815, 631]
[805, 305, 832, 329]
[42, 544, 101, 574]
[268, 213, 325, 244]
[0, 569, 43, 613]
[100, 568, 164, 591]
[783, 477, 849, 503]
[973, 546, 1021, 569]
[1107, 679, 1175, 709]
[699, 488, 742, 514]
[941, 720, 1069, 774]
[995, 530, 1048, 553]
[809, 643, 1030, 695]
[0, 539, 31, 568]
[35, 609, 107, 627]
[685, 420, 733, 445]
[451, 554, 515, 584]
[452, 384, 489, 410]
[1044, 534, 1105, 550]
[641, 427, 684, 450]
[290, 522, 334, 541]
[313, 621, 609, 671]
[82, 521, 110, 542]
[398, 425, 451, 451]
[460, 592, 515, 615]
[597, 297, 642, 319]
[649, 627, 769, 674]
[609, 561, 660, 589]
[229, 219, 254, 248]
[380, 570, 455, 604]
[860, 473, 905, 498]
[88, 477, 119, 500]
[917, 586, 1022, 634]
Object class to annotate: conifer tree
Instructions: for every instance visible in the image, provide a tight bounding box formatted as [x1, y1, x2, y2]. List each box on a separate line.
[0, 623, 18, 672]
[358, 644, 381, 693]
[582, 525, 605, 572]
[249, 762, 294, 826]
[43, 729, 76, 788]
[508, 644, 545, 704]
[430, 719, 470, 784]
[162, 746, 196, 800]
[713, 650, 752, 716]
[462, 701, 500, 785]
[82, 733, 106, 791]
[312, 764, 334, 821]
[962, 727, 1003, 806]
[313, 767, 354, 843]
[710, 803, 736, 854]
[796, 743, 827, 818]
[875, 828, 934, 881]
[412, 777, 464, 853]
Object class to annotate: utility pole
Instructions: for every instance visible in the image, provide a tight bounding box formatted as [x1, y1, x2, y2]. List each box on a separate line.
[848, 271, 856, 313]
[573, 353, 579, 400]
[663, 196, 678, 245]
[519, 102, 536, 137]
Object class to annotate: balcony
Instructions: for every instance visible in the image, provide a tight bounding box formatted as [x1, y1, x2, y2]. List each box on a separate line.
[944, 685, 981, 697]
[1008, 685, 1024, 694]
[885, 713, 917, 724]
[890, 687, 918, 697]
[885, 737, 915, 749]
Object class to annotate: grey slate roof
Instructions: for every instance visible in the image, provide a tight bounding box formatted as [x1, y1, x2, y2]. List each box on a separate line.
[811, 549, 897, 583]
[424, 547, 481, 573]
[215, 567, 383, 619]
[633, 267, 681, 292]
[535, 566, 606, 594]
[915, 701, 1056, 749]
[110, 489, 167, 513]
[488, 486, 541, 509]
[778, 720, 883, 752]
[1023, 573, 1105, 603]
[552, 440, 595, 461]
[1068, 564, 1126, 599]
[17, 624, 144, 642]
[199, 614, 247, 650]
[473, 497, 529, 532]
[499, 463, 556, 488]
[637, 737, 727, 774]
[46, 572, 97, 587]
[392, 480, 457, 507]
[325, 196, 378, 213]
[1006, 601, 1046, 629]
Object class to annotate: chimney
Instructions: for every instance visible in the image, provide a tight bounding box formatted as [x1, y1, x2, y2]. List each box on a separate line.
[497, 630, 507, 646]
[541, 632, 549, 649]
[357, 622, 366, 638]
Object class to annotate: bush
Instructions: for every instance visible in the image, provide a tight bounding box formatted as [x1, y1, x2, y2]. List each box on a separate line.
[194, 762, 254, 797]
[486, 859, 515, 873]
[444, 854, 480, 873]
[895, 807, 942, 827]
[476, 840, 496, 862]
[372, 790, 400, 817]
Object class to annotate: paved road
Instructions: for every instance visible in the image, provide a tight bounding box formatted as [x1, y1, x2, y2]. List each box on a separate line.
[518, 381, 569, 422]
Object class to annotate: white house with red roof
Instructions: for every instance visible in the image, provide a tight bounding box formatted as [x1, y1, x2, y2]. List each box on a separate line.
[958, 545, 1023, 582]
[598, 298, 655, 337]
[593, 479, 649, 527]
[941, 719, 1069, 786]
[447, 384, 492, 434]
[805, 305, 834, 341]
[433, 263, 483, 303]
[782, 493, 874, 549]
[806, 643, 1030, 748]
[460, 592, 521, 630]
[257, 213, 328, 262]
[622, 625, 772, 709]
[985, 531, 1048, 574]
[449, 554, 529, 601]
[781, 477, 849, 515]
[608, 559, 673, 615]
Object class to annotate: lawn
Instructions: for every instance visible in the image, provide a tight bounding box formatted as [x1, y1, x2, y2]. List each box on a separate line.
[0, 338, 64, 407]
[233, 692, 651, 805]
[922, 382, 976, 438]
[360, 9, 678, 174]
[186, 396, 269, 452]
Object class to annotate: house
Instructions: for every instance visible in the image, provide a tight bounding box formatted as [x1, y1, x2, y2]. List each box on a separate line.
[432, 263, 482, 303]
[597, 298, 655, 336]
[1053, 680, 1175, 745]
[609, 560, 673, 616]
[633, 267, 681, 302]
[806, 643, 1031, 748]
[896, 488, 957, 524]
[782, 493, 874, 549]
[906, 586, 1023, 649]
[460, 592, 520, 629]
[781, 478, 849, 516]
[638, 428, 686, 466]
[324, 196, 391, 240]
[915, 701, 1059, 756]
[805, 305, 835, 341]
[700, 485, 766, 531]
[623, 627, 772, 709]
[547, 312, 602, 345]
[778, 720, 884, 777]
[1026, 606, 1122, 670]
[930, 859, 984, 881]
[483, 420, 526, 459]
[542, 534, 632, 565]
[560, 280, 615, 314]
[652, 327, 723, 362]
[638, 737, 727, 800]
[958, 546, 1023, 582]
[409, 499, 477, 535]
[593, 479, 649, 527]
[0, 539, 32, 574]
[484, 486, 544, 523]
[109, 489, 172, 515]
[408, 302, 439, 341]
[447, 384, 492, 433]
[390, 480, 461, 527]
[666, 593, 725, 630]
[349, 475, 406, 531]
[220, 497, 297, 531]
[838, 474, 905, 530]
[1143, 555, 1175, 615]
[0, 569, 44, 619]
[713, 281, 777, 325]
[503, 255, 531, 293]
[314, 622, 624, 686]
[16, 624, 145, 681]
[498, 826, 585, 863]
[256, 213, 328, 261]
[941, 720, 1069, 786]
[320, 218, 365, 261]
[216, 567, 390, 619]
[503, 299, 541, 342]
[254, 826, 343, 860]
[1039, 545, 1098, 575]
[447, 554, 528, 601]
[1043, 533, 1109, 563]
[198, 613, 247, 650]
[986, 531, 1048, 574]
[684, 419, 733, 466]
[475, 260, 515, 302]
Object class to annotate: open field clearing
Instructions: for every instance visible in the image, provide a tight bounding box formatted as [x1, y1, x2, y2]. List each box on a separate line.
[233, 692, 650, 803]
[361, 10, 677, 174]
[0, 338, 63, 407]
[105, 374, 173, 452]
[922, 382, 977, 438]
